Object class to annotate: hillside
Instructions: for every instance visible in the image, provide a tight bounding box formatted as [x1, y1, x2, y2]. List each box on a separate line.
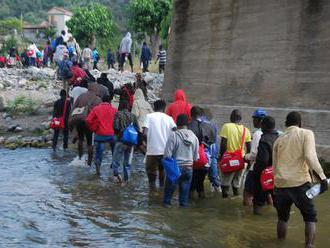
[0, 0, 129, 30]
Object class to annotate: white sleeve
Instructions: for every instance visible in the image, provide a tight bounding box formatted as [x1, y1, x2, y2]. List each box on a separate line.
[245, 131, 262, 161]
[169, 117, 176, 129]
[143, 114, 149, 128]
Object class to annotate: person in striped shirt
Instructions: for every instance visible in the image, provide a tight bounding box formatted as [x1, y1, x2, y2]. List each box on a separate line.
[156, 45, 167, 74]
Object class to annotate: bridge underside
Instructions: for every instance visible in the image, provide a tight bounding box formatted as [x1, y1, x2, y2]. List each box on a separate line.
[164, 0, 330, 160]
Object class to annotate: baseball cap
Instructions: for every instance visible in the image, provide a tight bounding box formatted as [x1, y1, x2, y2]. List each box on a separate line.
[252, 108, 267, 118]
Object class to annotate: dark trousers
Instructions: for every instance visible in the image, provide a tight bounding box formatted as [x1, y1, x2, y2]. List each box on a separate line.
[253, 171, 271, 206]
[107, 62, 114, 69]
[159, 64, 165, 74]
[52, 127, 69, 149]
[145, 155, 164, 188]
[142, 60, 149, 72]
[190, 168, 208, 193]
[93, 61, 98, 70]
[119, 53, 133, 71]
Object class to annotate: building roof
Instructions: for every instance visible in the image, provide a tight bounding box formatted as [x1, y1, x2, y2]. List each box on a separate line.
[48, 7, 73, 16]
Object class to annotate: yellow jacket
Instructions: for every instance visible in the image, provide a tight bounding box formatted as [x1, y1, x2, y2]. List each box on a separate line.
[273, 126, 326, 188]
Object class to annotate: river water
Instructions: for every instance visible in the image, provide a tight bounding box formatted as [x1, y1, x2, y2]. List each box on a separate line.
[0, 148, 329, 247]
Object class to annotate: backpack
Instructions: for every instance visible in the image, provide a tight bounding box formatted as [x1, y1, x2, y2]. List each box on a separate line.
[123, 86, 134, 109]
[200, 121, 216, 145]
[68, 46, 75, 55]
[121, 123, 138, 145]
[62, 61, 73, 80]
[193, 143, 209, 169]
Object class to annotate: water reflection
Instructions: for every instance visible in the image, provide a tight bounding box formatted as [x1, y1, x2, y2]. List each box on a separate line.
[0, 149, 329, 247]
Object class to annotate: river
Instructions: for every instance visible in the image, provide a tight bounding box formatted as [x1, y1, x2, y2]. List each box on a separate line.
[0, 148, 329, 247]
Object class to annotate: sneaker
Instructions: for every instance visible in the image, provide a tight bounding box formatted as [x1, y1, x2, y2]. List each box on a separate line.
[214, 186, 222, 193]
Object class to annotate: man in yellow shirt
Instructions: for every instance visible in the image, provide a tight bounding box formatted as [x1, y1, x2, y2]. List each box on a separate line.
[273, 111, 328, 248]
[219, 110, 251, 198]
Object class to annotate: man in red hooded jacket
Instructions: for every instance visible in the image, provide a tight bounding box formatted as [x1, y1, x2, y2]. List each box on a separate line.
[166, 89, 192, 123]
[86, 95, 117, 175]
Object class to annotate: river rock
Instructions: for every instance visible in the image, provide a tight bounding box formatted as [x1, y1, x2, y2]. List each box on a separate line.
[5, 143, 18, 150]
[0, 136, 5, 144]
[6, 136, 19, 144]
[14, 126, 23, 133]
[7, 125, 17, 132]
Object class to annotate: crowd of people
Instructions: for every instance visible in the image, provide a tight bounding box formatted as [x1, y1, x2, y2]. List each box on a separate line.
[51, 64, 328, 246]
[9, 28, 321, 248]
[0, 31, 167, 76]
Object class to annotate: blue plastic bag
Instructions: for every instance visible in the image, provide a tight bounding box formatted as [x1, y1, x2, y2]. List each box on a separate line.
[121, 123, 138, 145]
[162, 157, 181, 183]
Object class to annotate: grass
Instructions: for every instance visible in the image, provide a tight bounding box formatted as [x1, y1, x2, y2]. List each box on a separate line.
[6, 96, 41, 116]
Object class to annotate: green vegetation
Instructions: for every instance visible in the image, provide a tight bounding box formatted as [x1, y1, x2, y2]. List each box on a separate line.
[6, 96, 41, 116]
[0, 0, 174, 58]
[160, 10, 172, 49]
[0, 18, 23, 35]
[67, 4, 115, 48]
[0, 0, 128, 30]
[128, 0, 172, 55]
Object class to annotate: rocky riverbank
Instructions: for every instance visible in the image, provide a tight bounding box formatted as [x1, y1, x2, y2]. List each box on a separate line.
[0, 67, 164, 149]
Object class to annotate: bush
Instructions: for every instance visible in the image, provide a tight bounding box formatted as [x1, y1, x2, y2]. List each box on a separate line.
[6, 96, 40, 116]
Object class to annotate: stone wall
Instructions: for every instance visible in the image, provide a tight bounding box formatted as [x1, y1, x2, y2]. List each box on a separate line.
[164, 0, 330, 160]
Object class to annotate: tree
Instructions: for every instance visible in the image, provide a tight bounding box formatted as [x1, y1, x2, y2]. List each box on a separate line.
[128, 0, 172, 57]
[44, 26, 57, 39]
[160, 10, 172, 49]
[0, 18, 23, 35]
[66, 3, 115, 48]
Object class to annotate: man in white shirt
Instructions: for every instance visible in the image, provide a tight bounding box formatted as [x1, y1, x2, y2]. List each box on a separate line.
[143, 100, 176, 191]
[243, 109, 267, 206]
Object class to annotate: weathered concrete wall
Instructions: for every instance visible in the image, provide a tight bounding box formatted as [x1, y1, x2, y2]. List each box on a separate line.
[164, 0, 330, 160]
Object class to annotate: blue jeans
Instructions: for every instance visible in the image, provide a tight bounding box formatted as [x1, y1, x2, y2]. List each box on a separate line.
[94, 135, 116, 167]
[163, 166, 193, 207]
[208, 143, 220, 187]
[208, 157, 220, 187]
[111, 141, 132, 181]
[29, 57, 36, 66]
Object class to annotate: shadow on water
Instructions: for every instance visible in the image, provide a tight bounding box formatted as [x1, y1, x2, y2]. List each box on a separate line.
[0, 148, 330, 247]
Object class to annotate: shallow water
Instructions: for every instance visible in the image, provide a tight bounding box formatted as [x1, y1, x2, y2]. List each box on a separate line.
[0, 148, 329, 247]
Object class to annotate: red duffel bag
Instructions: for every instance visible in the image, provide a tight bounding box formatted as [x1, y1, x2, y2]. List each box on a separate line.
[50, 98, 68, 130]
[260, 166, 274, 191]
[219, 127, 246, 173]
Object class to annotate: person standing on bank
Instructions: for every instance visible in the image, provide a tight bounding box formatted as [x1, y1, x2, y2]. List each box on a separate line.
[273, 111, 328, 248]
[119, 32, 133, 73]
[143, 100, 176, 191]
[140, 42, 152, 73]
[155, 44, 166, 74]
[219, 110, 251, 198]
